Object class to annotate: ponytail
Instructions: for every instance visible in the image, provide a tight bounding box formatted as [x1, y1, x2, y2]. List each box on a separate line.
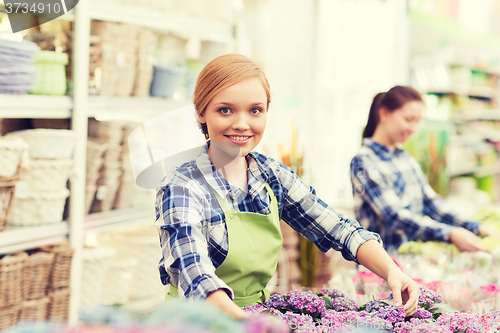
[362, 93, 386, 139]
[362, 86, 423, 140]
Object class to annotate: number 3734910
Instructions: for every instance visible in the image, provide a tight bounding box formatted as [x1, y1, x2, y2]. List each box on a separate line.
[5, 2, 62, 14]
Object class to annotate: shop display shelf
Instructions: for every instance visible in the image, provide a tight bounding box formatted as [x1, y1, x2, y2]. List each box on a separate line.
[88, 0, 234, 43]
[84, 206, 155, 235]
[451, 110, 500, 122]
[0, 94, 72, 118]
[87, 96, 192, 121]
[0, 222, 69, 255]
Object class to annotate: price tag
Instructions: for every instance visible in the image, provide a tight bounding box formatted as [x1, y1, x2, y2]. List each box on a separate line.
[14, 181, 29, 199]
[96, 185, 108, 200]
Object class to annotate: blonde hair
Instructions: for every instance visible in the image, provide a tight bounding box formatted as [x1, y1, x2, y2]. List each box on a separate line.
[194, 54, 271, 139]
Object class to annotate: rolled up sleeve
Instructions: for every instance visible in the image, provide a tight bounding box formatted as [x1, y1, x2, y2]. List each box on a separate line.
[157, 184, 233, 300]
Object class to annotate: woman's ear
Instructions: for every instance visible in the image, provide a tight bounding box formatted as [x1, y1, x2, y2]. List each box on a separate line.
[198, 112, 206, 124]
[378, 106, 389, 122]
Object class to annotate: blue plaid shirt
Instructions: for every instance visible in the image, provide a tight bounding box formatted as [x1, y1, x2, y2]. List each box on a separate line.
[156, 141, 381, 300]
[350, 138, 481, 250]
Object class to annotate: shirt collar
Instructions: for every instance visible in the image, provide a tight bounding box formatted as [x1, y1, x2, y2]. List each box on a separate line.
[195, 142, 269, 200]
[362, 138, 404, 160]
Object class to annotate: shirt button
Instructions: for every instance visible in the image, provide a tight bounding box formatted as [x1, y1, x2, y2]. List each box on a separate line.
[229, 214, 234, 219]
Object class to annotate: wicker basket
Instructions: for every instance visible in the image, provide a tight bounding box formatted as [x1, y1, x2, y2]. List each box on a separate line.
[0, 136, 28, 178]
[47, 287, 70, 322]
[100, 258, 138, 305]
[8, 188, 70, 226]
[88, 119, 125, 146]
[18, 297, 50, 322]
[23, 252, 55, 301]
[5, 129, 77, 160]
[0, 252, 27, 308]
[40, 245, 74, 290]
[0, 177, 17, 232]
[80, 246, 116, 308]
[0, 305, 19, 331]
[19, 159, 73, 192]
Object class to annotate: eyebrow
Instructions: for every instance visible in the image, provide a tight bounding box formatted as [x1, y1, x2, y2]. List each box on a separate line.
[213, 102, 265, 107]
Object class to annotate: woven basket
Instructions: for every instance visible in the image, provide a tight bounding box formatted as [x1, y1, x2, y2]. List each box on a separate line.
[100, 258, 138, 305]
[19, 159, 73, 192]
[23, 252, 55, 301]
[88, 119, 124, 146]
[29, 51, 68, 96]
[0, 252, 27, 308]
[8, 188, 70, 226]
[18, 297, 50, 322]
[80, 246, 116, 309]
[40, 245, 74, 290]
[85, 185, 97, 215]
[47, 287, 70, 322]
[5, 129, 77, 160]
[0, 177, 17, 232]
[0, 136, 28, 178]
[0, 305, 19, 331]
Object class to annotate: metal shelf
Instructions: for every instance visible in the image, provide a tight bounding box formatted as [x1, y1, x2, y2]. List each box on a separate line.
[88, 0, 234, 43]
[0, 222, 69, 255]
[451, 111, 500, 122]
[84, 206, 155, 235]
[0, 94, 72, 119]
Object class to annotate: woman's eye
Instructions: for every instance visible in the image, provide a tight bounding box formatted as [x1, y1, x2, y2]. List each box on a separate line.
[250, 108, 262, 115]
[219, 108, 231, 114]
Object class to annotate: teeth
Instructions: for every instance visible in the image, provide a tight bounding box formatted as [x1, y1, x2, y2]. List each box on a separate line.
[229, 136, 249, 141]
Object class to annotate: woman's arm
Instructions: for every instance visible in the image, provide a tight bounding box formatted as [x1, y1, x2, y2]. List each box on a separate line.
[356, 240, 419, 316]
[206, 290, 248, 320]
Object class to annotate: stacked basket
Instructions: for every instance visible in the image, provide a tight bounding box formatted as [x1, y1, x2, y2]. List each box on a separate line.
[80, 246, 116, 309]
[5, 129, 76, 226]
[113, 122, 136, 210]
[132, 28, 154, 97]
[88, 119, 124, 213]
[0, 136, 28, 232]
[90, 21, 141, 96]
[86, 139, 107, 214]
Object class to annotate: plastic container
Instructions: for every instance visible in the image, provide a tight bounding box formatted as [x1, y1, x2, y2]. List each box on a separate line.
[29, 51, 68, 96]
[149, 65, 186, 98]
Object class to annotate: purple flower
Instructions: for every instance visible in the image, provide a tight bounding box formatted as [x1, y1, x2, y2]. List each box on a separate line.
[319, 288, 359, 312]
[320, 288, 345, 299]
[243, 304, 267, 315]
[388, 287, 443, 308]
[393, 318, 453, 333]
[265, 291, 327, 319]
[411, 308, 433, 320]
[280, 311, 316, 331]
[370, 305, 406, 324]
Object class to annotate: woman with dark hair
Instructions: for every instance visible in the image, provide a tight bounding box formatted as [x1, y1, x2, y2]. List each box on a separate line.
[350, 86, 499, 252]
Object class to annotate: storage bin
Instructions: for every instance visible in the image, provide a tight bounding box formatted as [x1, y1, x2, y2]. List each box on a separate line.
[5, 129, 77, 160]
[150, 65, 186, 98]
[29, 51, 68, 96]
[0, 252, 27, 308]
[22, 252, 55, 301]
[0, 66, 37, 85]
[0, 84, 34, 95]
[41, 245, 74, 290]
[8, 188, 70, 226]
[80, 246, 116, 309]
[19, 159, 73, 192]
[0, 178, 16, 232]
[18, 297, 50, 322]
[88, 119, 125, 146]
[0, 39, 39, 59]
[47, 287, 70, 322]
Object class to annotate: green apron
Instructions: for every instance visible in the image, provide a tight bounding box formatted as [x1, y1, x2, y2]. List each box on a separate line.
[166, 183, 283, 307]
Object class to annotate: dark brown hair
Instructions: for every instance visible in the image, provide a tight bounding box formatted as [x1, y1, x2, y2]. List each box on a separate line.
[362, 86, 423, 138]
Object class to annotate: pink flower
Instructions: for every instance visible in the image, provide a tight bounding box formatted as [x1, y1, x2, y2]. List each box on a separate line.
[479, 283, 500, 296]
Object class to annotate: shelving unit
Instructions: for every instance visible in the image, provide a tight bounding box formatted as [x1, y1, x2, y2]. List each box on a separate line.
[0, 0, 241, 326]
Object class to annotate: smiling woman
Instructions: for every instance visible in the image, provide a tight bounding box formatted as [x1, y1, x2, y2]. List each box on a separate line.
[156, 54, 420, 321]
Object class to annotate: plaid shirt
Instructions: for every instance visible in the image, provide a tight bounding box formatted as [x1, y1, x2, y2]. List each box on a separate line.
[156, 141, 381, 300]
[350, 138, 481, 250]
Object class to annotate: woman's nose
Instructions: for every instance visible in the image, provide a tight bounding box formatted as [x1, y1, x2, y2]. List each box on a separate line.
[232, 114, 250, 130]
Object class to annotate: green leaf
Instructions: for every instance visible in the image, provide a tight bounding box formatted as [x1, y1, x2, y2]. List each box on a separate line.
[427, 302, 458, 315]
[321, 296, 334, 311]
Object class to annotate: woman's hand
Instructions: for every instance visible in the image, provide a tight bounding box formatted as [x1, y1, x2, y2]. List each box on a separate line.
[449, 227, 487, 252]
[478, 224, 500, 241]
[206, 289, 248, 320]
[386, 268, 420, 316]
